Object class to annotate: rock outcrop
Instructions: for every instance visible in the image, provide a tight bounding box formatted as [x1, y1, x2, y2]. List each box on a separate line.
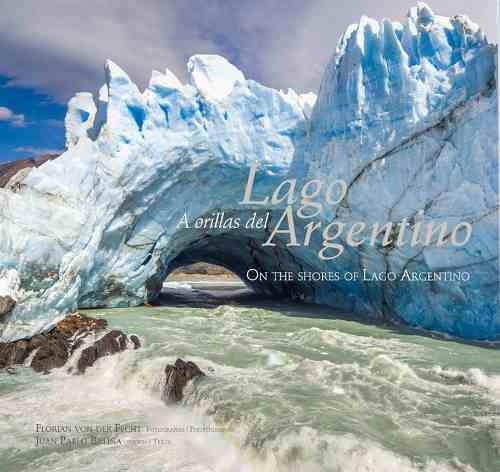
[0, 296, 15, 320]
[162, 358, 205, 404]
[0, 153, 59, 188]
[0, 313, 140, 373]
[77, 329, 138, 373]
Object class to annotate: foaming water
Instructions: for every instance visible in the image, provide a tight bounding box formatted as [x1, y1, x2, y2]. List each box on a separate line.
[1, 302, 499, 471]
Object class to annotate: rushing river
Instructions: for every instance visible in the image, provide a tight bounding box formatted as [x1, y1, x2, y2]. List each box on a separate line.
[1, 300, 500, 471]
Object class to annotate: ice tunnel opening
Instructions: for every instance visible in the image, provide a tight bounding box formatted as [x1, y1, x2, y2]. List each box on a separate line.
[160, 262, 253, 306]
[147, 227, 323, 308]
[166, 262, 245, 286]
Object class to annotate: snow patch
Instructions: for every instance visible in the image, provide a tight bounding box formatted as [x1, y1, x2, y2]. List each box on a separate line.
[187, 54, 245, 101]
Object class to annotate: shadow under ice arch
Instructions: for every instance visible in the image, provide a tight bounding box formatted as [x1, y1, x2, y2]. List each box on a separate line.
[164, 219, 314, 300]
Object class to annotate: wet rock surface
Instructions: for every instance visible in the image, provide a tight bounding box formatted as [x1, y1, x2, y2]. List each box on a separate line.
[0, 313, 140, 373]
[162, 358, 205, 404]
[130, 335, 141, 349]
[0, 296, 16, 320]
[30, 333, 69, 373]
[77, 330, 128, 373]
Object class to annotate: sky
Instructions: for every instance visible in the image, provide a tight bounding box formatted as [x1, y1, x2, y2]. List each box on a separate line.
[0, 0, 497, 163]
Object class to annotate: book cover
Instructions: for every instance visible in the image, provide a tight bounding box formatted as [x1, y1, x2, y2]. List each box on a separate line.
[0, 1, 498, 471]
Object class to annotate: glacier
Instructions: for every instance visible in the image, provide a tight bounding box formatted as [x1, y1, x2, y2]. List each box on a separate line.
[0, 2, 498, 341]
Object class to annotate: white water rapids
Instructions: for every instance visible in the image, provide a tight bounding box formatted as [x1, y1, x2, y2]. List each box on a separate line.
[1, 302, 499, 471]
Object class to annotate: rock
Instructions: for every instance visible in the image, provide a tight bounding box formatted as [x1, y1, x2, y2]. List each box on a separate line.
[77, 330, 129, 373]
[162, 358, 205, 404]
[12, 340, 30, 364]
[30, 333, 68, 372]
[0, 343, 14, 368]
[0, 339, 31, 367]
[0, 312, 136, 374]
[0, 154, 59, 188]
[30, 314, 109, 372]
[55, 313, 107, 338]
[29, 334, 48, 350]
[0, 295, 16, 320]
[130, 335, 141, 349]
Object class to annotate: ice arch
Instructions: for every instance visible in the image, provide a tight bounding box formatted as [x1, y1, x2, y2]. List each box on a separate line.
[0, 55, 325, 340]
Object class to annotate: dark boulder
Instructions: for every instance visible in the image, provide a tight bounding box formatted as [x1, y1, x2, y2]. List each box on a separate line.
[12, 340, 30, 364]
[30, 333, 69, 372]
[0, 295, 16, 320]
[0, 343, 16, 368]
[0, 339, 31, 367]
[55, 313, 107, 338]
[29, 334, 49, 350]
[162, 358, 205, 404]
[30, 313, 109, 372]
[130, 335, 141, 349]
[0, 312, 138, 374]
[77, 330, 129, 373]
[0, 345, 10, 368]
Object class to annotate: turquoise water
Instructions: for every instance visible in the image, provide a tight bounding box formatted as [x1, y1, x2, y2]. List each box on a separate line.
[1, 302, 499, 471]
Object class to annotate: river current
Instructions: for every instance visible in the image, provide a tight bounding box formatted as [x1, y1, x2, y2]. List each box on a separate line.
[1, 301, 499, 471]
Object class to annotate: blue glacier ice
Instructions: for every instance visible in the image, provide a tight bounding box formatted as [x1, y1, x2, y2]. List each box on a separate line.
[0, 3, 497, 341]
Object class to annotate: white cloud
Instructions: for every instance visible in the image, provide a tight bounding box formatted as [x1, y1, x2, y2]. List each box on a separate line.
[14, 146, 63, 156]
[0, 106, 26, 127]
[0, 1, 496, 102]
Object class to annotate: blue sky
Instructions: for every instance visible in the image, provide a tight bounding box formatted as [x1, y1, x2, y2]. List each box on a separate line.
[0, 77, 66, 162]
[0, 0, 496, 164]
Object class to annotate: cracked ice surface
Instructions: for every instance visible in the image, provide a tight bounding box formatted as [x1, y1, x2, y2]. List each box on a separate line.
[0, 3, 497, 341]
[295, 2, 498, 339]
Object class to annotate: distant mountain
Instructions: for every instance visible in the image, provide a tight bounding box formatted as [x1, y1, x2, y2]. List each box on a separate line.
[0, 154, 60, 188]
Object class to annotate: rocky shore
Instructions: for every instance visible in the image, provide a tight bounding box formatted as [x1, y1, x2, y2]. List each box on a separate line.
[0, 311, 206, 407]
[0, 313, 140, 373]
